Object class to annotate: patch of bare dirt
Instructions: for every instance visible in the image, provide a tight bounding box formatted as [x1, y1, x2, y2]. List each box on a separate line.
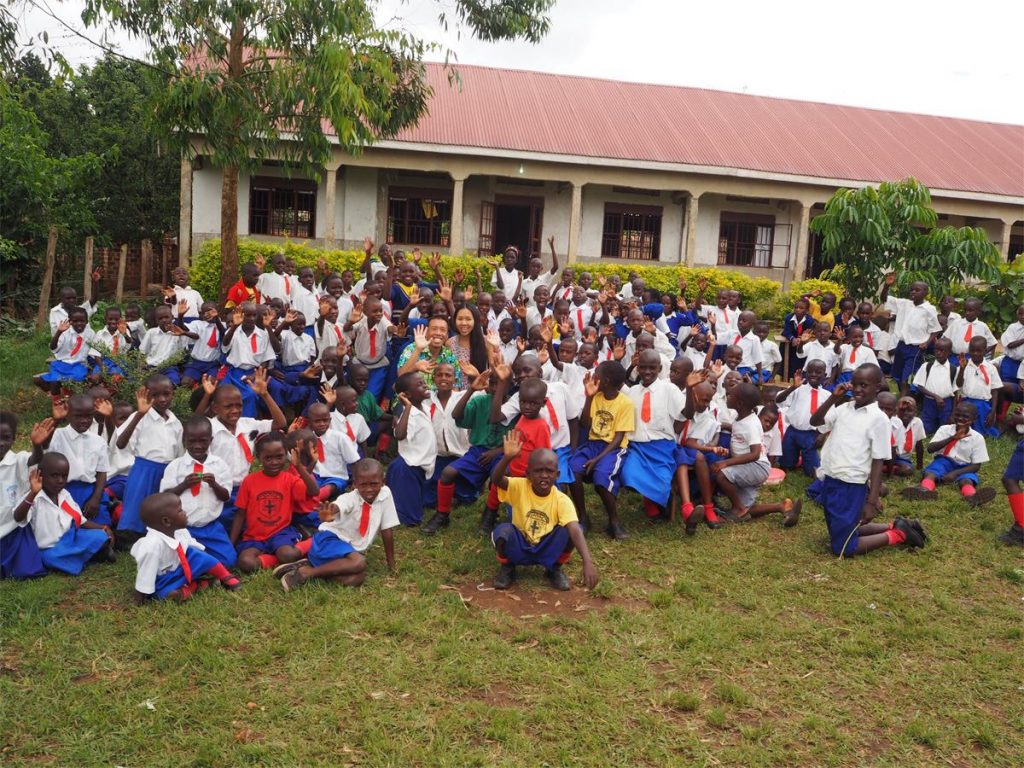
[441, 580, 642, 619]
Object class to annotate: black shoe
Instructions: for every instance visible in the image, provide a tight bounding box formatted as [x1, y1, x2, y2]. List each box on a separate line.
[477, 508, 497, 536]
[605, 522, 629, 540]
[493, 564, 516, 589]
[901, 486, 937, 501]
[893, 516, 926, 549]
[647, 508, 671, 524]
[113, 529, 142, 551]
[908, 518, 928, 544]
[421, 513, 450, 535]
[546, 567, 571, 591]
[683, 505, 704, 536]
[997, 524, 1024, 547]
[965, 487, 997, 507]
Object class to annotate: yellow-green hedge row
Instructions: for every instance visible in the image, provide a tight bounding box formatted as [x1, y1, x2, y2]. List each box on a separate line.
[189, 239, 843, 325]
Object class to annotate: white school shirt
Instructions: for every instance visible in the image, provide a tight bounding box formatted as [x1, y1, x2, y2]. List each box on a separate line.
[729, 412, 770, 468]
[680, 405, 722, 447]
[290, 283, 321, 327]
[913, 359, 958, 399]
[681, 345, 709, 370]
[569, 302, 594, 333]
[169, 286, 204, 319]
[892, 416, 926, 459]
[210, 417, 273, 488]
[317, 320, 349, 360]
[838, 343, 879, 373]
[128, 410, 184, 463]
[49, 302, 96, 334]
[319, 487, 400, 554]
[999, 322, 1024, 362]
[758, 409, 785, 458]
[223, 327, 276, 368]
[626, 379, 685, 443]
[943, 318, 997, 355]
[312, 428, 360, 481]
[729, 331, 764, 369]
[398, 405, 437, 476]
[958, 359, 1002, 400]
[500, 380, 576, 451]
[491, 265, 522, 290]
[348, 316, 390, 369]
[19, 489, 85, 549]
[127, 318, 147, 344]
[256, 271, 294, 305]
[497, 339, 519, 366]
[108, 421, 135, 478]
[873, 329, 892, 363]
[130, 528, 206, 595]
[779, 384, 829, 432]
[330, 412, 371, 446]
[885, 297, 941, 345]
[930, 424, 989, 465]
[93, 327, 132, 357]
[800, 340, 838, 376]
[48, 426, 109, 483]
[139, 328, 186, 367]
[185, 320, 223, 362]
[524, 306, 553, 331]
[855, 323, 884, 353]
[281, 331, 316, 368]
[760, 338, 782, 369]
[544, 360, 588, 417]
[521, 273, 558, 307]
[429, 392, 472, 457]
[0, 450, 30, 539]
[53, 327, 97, 364]
[159, 453, 231, 527]
[702, 305, 739, 338]
[818, 401, 891, 484]
[624, 329, 676, 364]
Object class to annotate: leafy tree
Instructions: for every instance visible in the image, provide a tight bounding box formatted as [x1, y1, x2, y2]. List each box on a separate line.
[810, 177, 1001, 300]
[81, 0, 555, 298]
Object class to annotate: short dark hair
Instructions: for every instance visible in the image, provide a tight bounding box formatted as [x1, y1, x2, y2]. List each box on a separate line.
[394, 371, 420, 396]
[595, 360, 627, 389]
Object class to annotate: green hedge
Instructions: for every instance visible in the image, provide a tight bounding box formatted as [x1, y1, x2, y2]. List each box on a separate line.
[189, 239, 843, 326]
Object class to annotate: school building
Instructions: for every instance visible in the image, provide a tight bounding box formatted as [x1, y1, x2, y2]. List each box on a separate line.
[179, 63, 1024, 286]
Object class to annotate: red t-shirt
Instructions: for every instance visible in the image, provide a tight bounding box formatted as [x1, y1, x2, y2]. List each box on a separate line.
[225, 280, 261, 308]
[236, 470, 312, 542]
[508, 416, 552, 477]
[285, 464, 322, 514]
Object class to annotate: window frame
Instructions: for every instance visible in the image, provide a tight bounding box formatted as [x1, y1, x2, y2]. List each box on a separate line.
[386, 186, 454, 247]
[600, 203, 663, 261]
[717, 212, 777, 268]
[248, 176, 317, 239]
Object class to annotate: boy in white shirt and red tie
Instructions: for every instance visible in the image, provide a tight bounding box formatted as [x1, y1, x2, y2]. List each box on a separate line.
[221, 303, 281, 418]
[955, 336, 1002, 437]
[943, 298, 997, 358]
[913, 338, 957, 434]
[776, 361, 829, 477]
[255, 252, 294, 306]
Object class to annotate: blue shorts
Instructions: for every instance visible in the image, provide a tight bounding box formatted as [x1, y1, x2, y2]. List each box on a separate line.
[819, 475, 868, 557]
[182, 357, 222, 382]
[554, 445, 575, 485]
[445, 445, 503, 491]
[674, 445, 724, 467]
[962, 397, 999, 438]
[780, 427, 820, 476]
[891, 455, 913, 469]
[1004, 440, 1024, 483]
[236, 526, 302, 554]
[307, 530, 358, 568]
[923, 456, 978, 486]
[893, 341, 927, 385]
[998, 355, 1021, 383]
[569, 439, 627, 495]
[492, 522, 572, 571]
[920, 396, 954, 435]
[152, 547, 222, 599]
[314, 474, 348, 497]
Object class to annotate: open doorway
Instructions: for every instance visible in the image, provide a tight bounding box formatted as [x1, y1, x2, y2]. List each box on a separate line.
[479, 195, 544, 270]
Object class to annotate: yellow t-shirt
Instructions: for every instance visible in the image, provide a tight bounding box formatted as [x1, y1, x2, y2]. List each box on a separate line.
[498, 478, 579, 545]
[588, 392, 635, 447]
[807, 298, 835, 329]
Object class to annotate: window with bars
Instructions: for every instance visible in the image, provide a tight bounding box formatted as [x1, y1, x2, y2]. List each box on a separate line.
[386, 188, 453, 246]
[718, 213, 776, 267]
[600, 204, 662, 261]
[249, 178, 316, 238]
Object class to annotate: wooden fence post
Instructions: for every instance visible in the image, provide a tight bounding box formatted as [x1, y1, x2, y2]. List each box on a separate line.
[35, 226, 58, 331]
[115, 244, 128, 304]
[83, 236, 95, 303]
[140, 239, 152, 294]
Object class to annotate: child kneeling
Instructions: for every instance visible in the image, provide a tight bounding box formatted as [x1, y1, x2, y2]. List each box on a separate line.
[491, 434, 598, 592]
[276, 459, 397, 591]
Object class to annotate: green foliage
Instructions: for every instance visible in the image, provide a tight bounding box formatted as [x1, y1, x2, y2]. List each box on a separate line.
[810, 178, 1002, 301]
[953, 256, 1024, 334]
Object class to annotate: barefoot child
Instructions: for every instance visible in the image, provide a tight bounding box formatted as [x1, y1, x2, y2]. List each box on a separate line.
[131, 492, 241, 603]
[491, 435, 598, 592]
[276, 459, 398, 591]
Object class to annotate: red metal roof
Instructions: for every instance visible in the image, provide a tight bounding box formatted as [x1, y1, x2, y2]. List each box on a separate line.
[382, 63, 1024, 198]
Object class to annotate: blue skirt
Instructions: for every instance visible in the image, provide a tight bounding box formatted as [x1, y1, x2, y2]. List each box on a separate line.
[41, 525, 108, 575]
[93, 356, 127, 378]
[620, 439, 676, 507]
[39, 360, 90, 383]
[308, 530, 357, 568]
[66, 480, 111, 527]
[223, 366, 259, 417]
[105, 474, 128, 503]
[188, 521, 238, 567]
[0, 526, 46, 579]
[385, 456, 427, 526]
[555, 445, 575, 486]
[153, 547, 222, 599]
[998, 355, 1021, 382]
[118, 457, 169, 533]
[182, 357, 221, 383]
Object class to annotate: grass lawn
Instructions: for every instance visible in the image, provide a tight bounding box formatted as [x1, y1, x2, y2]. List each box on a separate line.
[1, 331, 1022, 767]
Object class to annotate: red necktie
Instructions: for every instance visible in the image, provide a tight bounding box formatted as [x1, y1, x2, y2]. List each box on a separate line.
[978, 364, 989, 386]
[963, 324, 973, 343]
[904, 428, 913, 454]
[545, 400, 559, 431]
[641, 391, 652, 423]
[723, 309, 730, 325]
[369, 328, 377, 357]
[777, 417, 785, 441]
[733, 334, 741, 345]
[207, 327, 218, 348]
[236, 434, 253, 463]
[866, 332, 874, 348]
[191, 462, 204, 496]
[890, 432, 896, 447]
[345, 421, 356, 441]
[429, 403, 437, 420]
[578, 309, 585, 331]
[849, 347, 857, 364]
[112, 335, 120, 354]
[284, 276, 291, 294]
[333, 325, 342, 342]
[70, 336, 83, 356]
[176, 543, 192, 583]
[249, 333, 258, 353]
[316, 438, 325, 463]
[809, 388, 819, 417]
[943, 437, 959, 457]
[60, 499, 82, 527]
[359, 501, 371, 537]
[679, 421, 690, 443]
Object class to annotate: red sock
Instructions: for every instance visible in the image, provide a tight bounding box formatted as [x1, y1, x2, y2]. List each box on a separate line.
[376, 434, 392, 453]
[997, 399, 1011, 420]
[642, 497, 661, 518]
[886, 528, 907, 546]
[437, 481, 455, 514]
[704, 504, 719, 524]
[257, 554, 279, 570]
[921, 478, 936, 491]
[317, 486, 332, 500]
[961, 484, 976, 498]
[681, 502, 694, 521]
[1010, 493, 1024, 527]
[486, 482, 499, 511]
[295, 537, 313, 555]
[177, 583, 193, 601]
[110, 503, 122, 525]
[208, 563, 231, 581]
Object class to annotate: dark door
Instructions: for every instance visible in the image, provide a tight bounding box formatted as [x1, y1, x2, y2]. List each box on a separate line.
[493, 195, 544, 271]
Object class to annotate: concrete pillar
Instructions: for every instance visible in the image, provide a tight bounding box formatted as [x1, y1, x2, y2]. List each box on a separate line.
[791, 201, 812, 283]
[178, 154, 193, 266]
[1000, 219, 1013, 261]
[567, 182, 583, 263]
[684, 194, 701, 268]
[322, 162, 340, 246]
[449, 174, 466, 256]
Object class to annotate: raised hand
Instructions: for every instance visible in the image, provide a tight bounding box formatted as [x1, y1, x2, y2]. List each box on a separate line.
[283, 309, 298, 325]
[583, 372, 599, 398]
[29, 468, 42, 495]
[612, 338, 626, 361]
[539, 323, 553, 344]
[413, 325, 429, 351]
[390, 323, 408, 338]
[177, 299, 189, 316]
[170, 324, 185, 336]
[884, 273, 896, 286]
[685, 370, 708, 387]
[319, 383, 337, 406]
[502, 430, 523, 459]
[201, 374, 218, 396]
[397, 391, 412, 410]
[676, 296, 689, 312]
[231, 308, 243, 326]
[793, 370, 804, 387]
[318, 501, 339, 523]
[51, 398, 68, 422]
[459, 360, 481, 380]
[696, 277, 708, 291]
[336, 336, 350, 357]
[711, 360, 724, 377]
[30, 418, 56, 446]
[117, 318, 130, 336]
[485, 330, 501, 349]
[547, 235, 555, 250]
[464, 285, 474, 302]
[494, 362, 512, 381]
[642, 317, 656, 335]
[957, 353, 968, 369]
[316, 257, 328, 273]
[57, 319, 71, 334]
[471, 368, 492, 391]
[438, 278, 453, 303]
[162, 286, 176, 300]
[94, 398, 113, 418]
[833, 382, 852, 399]
[428, 252, 441, 270]
[515, 337, 526, 353]
[249, 367, 269, 395]
[135, 386, 152, 414]
[415, 359, 436, 374]
[348, 304, 364, 324]
[363, 236, 375, 254]
[537, 347, 549, 365]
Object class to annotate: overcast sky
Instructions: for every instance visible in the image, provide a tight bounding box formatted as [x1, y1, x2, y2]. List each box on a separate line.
[18, 0, 1024, 125]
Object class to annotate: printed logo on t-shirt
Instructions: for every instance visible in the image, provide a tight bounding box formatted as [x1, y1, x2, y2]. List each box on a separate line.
[593, 409, 614, 437]
[255, 490, 285, 526]
[3, 482, 16, 508]
[525, 508, 550, 539]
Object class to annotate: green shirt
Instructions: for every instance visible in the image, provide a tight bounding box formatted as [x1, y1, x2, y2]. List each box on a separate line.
[356, 390, 384, 424]
[455, 392, 507, 449]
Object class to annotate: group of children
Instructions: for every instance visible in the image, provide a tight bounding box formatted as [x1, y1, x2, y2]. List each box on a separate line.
[3, 240, 1022, 601]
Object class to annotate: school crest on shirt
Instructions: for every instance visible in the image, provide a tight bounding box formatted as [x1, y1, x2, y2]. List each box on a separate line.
[255, 491, 285, 525]
[593, 409, 614, 436]
[525, 508, 550, 540]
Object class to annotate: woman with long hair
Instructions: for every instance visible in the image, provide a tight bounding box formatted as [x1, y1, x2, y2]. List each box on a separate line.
[446, 304, 489, 382]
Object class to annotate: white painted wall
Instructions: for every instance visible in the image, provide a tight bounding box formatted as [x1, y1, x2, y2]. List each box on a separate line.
[578, 185, 685, 264]
[341, 166, 379, 247]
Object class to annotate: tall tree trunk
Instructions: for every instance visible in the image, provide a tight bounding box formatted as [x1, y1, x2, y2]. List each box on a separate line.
[219, 163, 240, 300]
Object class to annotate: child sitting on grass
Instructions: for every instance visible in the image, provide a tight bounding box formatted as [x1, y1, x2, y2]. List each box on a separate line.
[276, 459, 398, 591]
[34, 307, 98, 394]
[0, 412, 50, 579]
[491, 434, 597, 592]
[131, 492, 241, 603]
